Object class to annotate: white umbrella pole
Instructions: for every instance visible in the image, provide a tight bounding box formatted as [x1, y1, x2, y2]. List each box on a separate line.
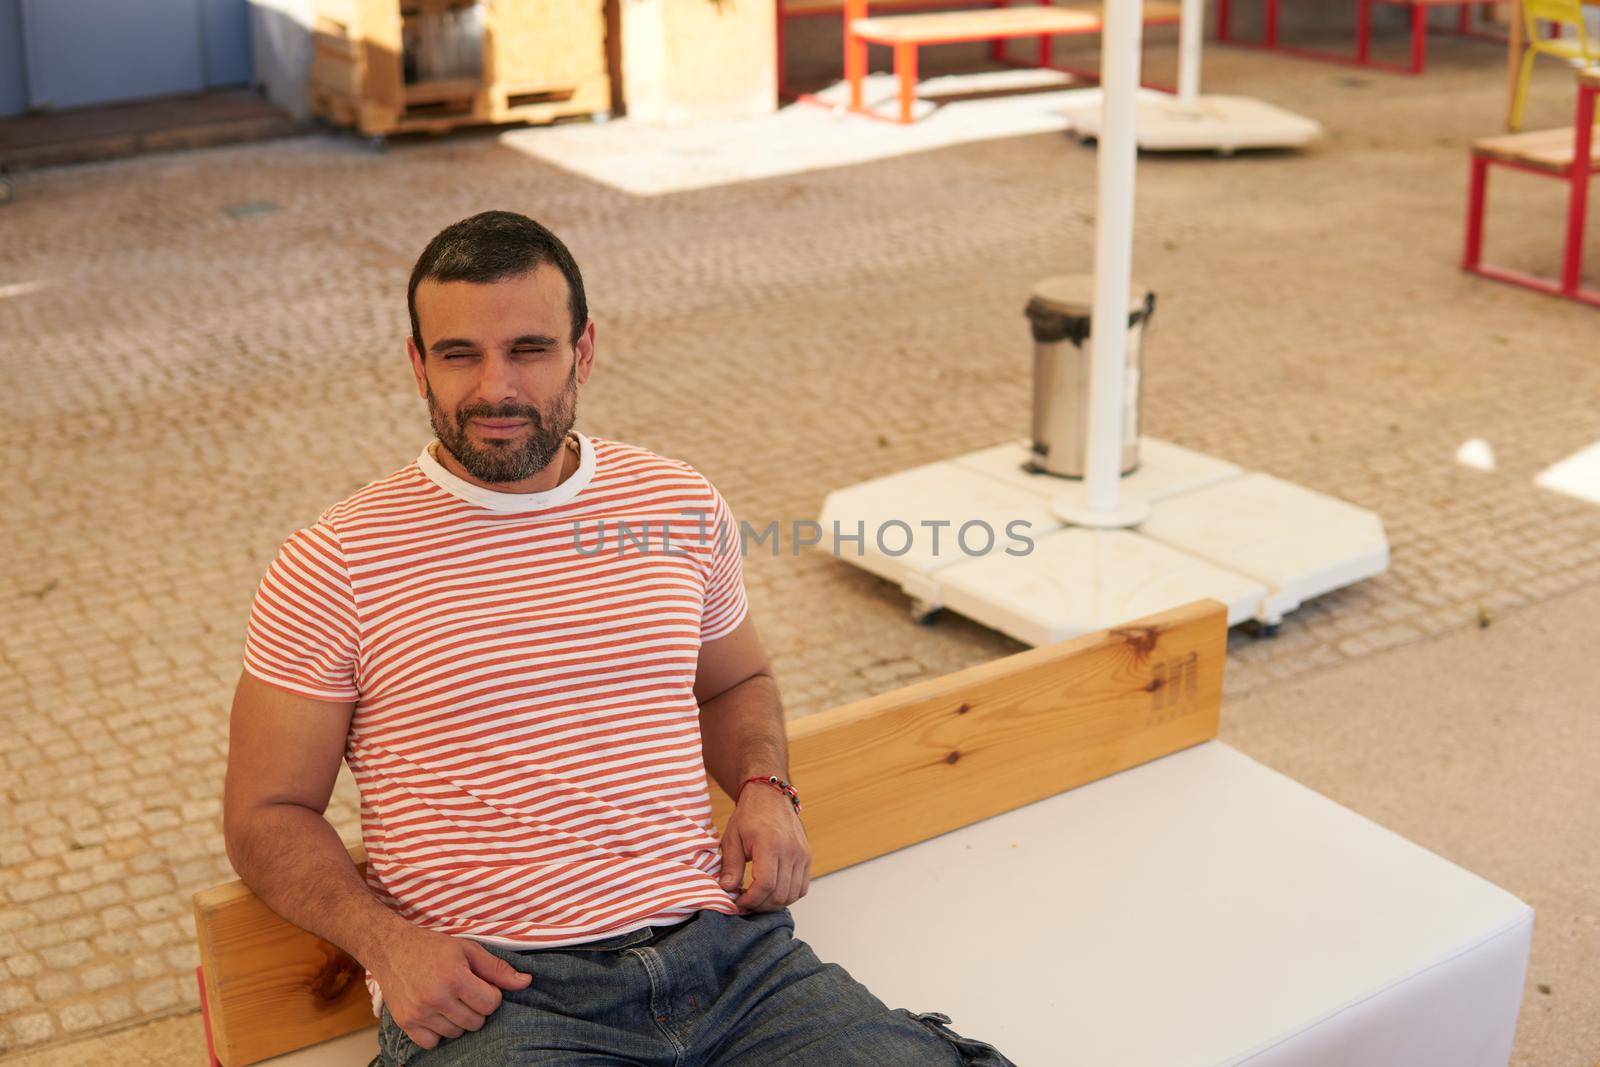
[1083, 0, 1144, 516]
[1178, 0, 1204, 106]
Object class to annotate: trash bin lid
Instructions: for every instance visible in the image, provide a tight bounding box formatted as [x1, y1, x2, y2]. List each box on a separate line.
[1025, 274, 1155, 345]
[1028, 274, 1150, 317]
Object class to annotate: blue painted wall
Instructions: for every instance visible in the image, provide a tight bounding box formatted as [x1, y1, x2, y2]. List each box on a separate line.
[0, 0, 25, 117]
[203, 0, 253, 87]
[3, 0, 251, 115]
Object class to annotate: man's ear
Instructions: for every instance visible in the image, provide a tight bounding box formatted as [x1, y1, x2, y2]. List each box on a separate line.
[406, 336, 428, 400]
[575, 319, 597, 386]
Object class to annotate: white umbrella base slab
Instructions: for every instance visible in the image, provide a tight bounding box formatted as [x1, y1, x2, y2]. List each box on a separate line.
[1139, 472, 1391, 623]
[953, 437, 1243, 504]
[816, 436, 1388, 641]
[937, 526, 1268, 645]
[1061, 91, 1324, 153]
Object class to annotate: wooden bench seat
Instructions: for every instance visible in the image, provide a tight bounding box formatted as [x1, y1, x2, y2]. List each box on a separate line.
[1471, 125, 1600, 174]
[197, 603, 1226, 1065]
[784, 0, 972, 15]
[192, 597, 1535, 1066]
[851, 5, 1103, 45]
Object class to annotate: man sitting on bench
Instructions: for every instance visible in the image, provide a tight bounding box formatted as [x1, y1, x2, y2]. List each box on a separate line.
[222, 210, 1017, 1066]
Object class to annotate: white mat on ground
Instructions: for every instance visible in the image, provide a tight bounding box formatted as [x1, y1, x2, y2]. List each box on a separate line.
[499, 73, 1096, 197]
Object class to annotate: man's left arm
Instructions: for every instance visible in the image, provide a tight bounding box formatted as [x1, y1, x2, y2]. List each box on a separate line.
[695, 614, 812, 914]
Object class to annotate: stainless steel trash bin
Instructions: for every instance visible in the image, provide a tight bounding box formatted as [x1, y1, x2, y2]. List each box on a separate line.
[1024, 274, 1155, 479]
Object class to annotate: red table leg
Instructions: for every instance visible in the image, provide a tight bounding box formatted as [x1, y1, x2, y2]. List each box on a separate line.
[1560, 84, 1596, 294]
[1038, 0, 1053, 67]
[1265, 0, 1280, 47]
[990, 0, 1010, 61]
[197, 966, 222, 1067]
[1357, 0, 1373, 63]
[1410, 3, 1428, 73]
[845, 0, 867, 112]
[1463, 155, 1489, 270]
[895, 41, 918, 123]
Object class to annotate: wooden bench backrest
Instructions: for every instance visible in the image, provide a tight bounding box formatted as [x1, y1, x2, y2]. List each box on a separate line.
[194, 599, 1226, 1066]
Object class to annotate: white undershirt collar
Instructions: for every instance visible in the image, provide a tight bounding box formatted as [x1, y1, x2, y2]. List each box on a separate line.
[418, 430, 596, 513]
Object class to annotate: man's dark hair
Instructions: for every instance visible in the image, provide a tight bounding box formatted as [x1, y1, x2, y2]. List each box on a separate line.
[407, 211, 588, 354]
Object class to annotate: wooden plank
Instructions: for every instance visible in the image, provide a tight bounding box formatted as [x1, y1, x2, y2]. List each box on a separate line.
[854, 6, 1103, 44]
[309, 10, 364, 108]
[796, 0, 1181, 18]
[1472, 125, 1600, 172]
[193, 845, 374, 1067]
[488, 0, 609, 93]
[402, 77, 480, 105]
[357, 0, 404, 134]
[708, 599, 1225, 875]
[195, 600, 1225, 1065]
[787, 0, 995, 14]
[488, 74, 610, 124]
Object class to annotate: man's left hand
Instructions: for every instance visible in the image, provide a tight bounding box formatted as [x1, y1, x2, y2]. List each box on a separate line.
[717, 785, 811, 914]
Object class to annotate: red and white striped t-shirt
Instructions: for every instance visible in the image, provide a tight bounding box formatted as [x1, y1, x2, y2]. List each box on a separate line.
[242, 431, 749, 981]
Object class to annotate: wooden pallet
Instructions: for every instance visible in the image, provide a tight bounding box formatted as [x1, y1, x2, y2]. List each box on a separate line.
[308, 0, 610, 139]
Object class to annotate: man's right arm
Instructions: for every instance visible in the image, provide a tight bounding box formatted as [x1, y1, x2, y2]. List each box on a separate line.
[222, 670, 529, 1049]
[222, 669, 409, 960]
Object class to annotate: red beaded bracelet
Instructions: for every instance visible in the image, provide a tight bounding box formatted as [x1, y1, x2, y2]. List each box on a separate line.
[738, 775, 802, 814]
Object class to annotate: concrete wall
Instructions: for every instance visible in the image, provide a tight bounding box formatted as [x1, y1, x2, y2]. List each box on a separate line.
[248, 0, 315, 119]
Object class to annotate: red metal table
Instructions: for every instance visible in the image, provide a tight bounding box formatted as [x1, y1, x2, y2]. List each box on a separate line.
[1216, 0, 1504, 75]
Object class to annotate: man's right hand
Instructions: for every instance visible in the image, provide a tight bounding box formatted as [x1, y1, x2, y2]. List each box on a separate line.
[370, 923, 533, 1050]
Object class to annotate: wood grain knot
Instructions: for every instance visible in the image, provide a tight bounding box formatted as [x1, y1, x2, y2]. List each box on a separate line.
[1111, 625, 1161, 661]
[945, 750, 961, 764]
[955, 702, 971, 715]
[310, 949, 362, 1004]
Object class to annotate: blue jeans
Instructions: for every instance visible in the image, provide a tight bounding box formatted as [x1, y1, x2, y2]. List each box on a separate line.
[372, 907, 1017, 1066]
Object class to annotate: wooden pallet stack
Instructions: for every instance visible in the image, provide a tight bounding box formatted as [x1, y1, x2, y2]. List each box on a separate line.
[308, 0, 610, 138]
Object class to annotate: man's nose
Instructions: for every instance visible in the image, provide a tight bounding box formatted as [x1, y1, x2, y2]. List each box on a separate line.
[473, 351, 519, 405]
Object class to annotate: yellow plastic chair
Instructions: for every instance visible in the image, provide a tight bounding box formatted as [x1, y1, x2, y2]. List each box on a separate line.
[1511, 0, 1599, 130]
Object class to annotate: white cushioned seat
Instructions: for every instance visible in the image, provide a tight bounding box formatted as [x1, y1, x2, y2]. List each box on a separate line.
[263, 741, 1531, 1065]
[790, 741, 1533, 1067]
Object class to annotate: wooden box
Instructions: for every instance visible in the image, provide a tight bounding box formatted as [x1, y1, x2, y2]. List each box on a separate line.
[308, 0, 610, 138]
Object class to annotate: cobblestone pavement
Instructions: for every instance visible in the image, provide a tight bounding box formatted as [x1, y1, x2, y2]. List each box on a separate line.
[2, 32, 1598, 1059]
